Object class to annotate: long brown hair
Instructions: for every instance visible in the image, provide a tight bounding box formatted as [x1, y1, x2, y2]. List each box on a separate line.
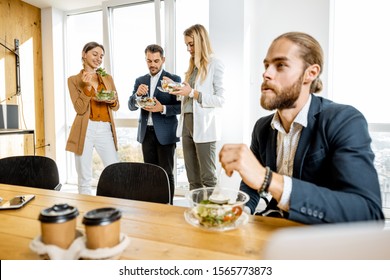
[183, 24, 213, 83]
[274, 32, 323, 93]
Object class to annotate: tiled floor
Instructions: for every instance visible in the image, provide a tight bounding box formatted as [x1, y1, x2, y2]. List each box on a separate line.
[60, 184, 190, 207]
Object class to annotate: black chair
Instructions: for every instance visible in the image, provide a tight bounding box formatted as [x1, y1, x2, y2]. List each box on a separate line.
[0, 155, 62, 191]
[96, 162, 171, 204]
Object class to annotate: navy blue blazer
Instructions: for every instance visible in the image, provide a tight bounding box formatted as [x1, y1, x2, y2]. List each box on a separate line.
[128, 70, 181, 145]
[241, 94, 384, 224]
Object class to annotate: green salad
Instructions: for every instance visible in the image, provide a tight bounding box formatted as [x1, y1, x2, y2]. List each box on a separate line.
[96, 90, 115, 101]
[192, 200, 243, 227]
[96, 67, 108, 77]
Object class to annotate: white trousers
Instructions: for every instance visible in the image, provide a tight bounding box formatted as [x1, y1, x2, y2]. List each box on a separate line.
[75, 120, 118, 195]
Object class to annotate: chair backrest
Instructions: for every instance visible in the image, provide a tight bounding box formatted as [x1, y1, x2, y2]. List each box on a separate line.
[263, 221, 390, 259]
[96, 162, 171, 204]
[0, 155, 61, 191]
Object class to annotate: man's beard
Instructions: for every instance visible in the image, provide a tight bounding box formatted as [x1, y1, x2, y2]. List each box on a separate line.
[261, 74, 304, 111]
[149, 66, 160, 76]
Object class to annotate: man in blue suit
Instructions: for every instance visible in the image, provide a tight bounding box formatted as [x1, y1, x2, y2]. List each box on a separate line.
[219, 32, 384, 224]
[128, 44, 181, 202]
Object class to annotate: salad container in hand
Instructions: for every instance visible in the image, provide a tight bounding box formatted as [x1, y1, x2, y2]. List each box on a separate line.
[96, 90, 116, 101]
[160, 80, 183, 93]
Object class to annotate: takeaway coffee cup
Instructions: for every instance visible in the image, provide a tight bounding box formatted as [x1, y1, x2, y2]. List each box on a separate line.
[82, 207, 122, 249]
[39, 204, 79, 249]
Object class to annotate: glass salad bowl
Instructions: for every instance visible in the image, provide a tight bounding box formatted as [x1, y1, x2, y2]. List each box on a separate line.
[184, 187, 249, 232]
[95, 90, 116, 101]
[136, 96, 156, 108]
[158, 80, 183, 93]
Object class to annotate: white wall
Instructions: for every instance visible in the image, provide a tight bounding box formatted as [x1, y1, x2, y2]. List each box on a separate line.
[41, 8, 67, 182]
[247, 0, 330, 130]
[209, 0, 330, 187]
[209, 0, 247, 186]
[210, 0, 247, 144]
[209, 0, 330, 145]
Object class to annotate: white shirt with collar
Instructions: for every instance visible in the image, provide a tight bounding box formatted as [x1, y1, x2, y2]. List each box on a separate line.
[271, 94, 312, 212]
[147, 69, 165, 126]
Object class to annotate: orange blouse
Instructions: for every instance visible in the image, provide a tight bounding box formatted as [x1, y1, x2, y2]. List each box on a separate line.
[84, 75, 116, 122]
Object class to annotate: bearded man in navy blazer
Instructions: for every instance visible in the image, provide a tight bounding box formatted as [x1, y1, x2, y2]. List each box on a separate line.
[219, 32, 384, 224]
[129, 44, 181, 202]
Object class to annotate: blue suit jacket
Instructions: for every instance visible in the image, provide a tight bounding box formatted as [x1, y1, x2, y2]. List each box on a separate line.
[241, 94, 384, 224]
[128, 70, 181, 145]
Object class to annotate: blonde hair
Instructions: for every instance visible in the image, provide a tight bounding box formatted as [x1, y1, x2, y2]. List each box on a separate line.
[183, 24, 213, 83]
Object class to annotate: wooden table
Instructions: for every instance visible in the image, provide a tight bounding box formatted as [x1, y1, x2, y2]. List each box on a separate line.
[0, 184, 302, 260]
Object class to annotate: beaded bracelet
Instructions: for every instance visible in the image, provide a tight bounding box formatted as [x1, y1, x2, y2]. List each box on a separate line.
[258, 166, 272, 195]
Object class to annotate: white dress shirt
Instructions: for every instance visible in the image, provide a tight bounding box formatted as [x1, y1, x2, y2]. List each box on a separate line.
[147, 69, 163, 126]
[271, 95, 312, 211]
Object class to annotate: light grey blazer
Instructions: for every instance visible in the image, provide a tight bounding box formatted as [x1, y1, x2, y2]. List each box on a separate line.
[176, 56, 225, 143]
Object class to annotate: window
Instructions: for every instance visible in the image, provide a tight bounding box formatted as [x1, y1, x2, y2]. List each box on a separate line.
[65, 10, 103, 185]
[65, 11, 103, 77]
[332, 0, 390, 213]
[109, 1, 164, 120]
[107, 0, 164, 184]
[64, 0, 209, 190]
[174, 0, 209, 193]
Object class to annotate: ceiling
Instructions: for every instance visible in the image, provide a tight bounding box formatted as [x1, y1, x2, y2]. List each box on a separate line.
[22, 0, 103, 11]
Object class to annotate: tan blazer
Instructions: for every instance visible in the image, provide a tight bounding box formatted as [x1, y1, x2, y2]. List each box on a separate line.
[66, 70, 119, 155]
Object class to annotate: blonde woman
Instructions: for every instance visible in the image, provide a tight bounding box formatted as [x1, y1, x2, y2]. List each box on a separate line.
[171, 24, 225, 190]
[66, 42, 119, 195]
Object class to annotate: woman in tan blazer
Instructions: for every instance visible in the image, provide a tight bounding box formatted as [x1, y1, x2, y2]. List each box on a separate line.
[66, 42, 119, 195]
